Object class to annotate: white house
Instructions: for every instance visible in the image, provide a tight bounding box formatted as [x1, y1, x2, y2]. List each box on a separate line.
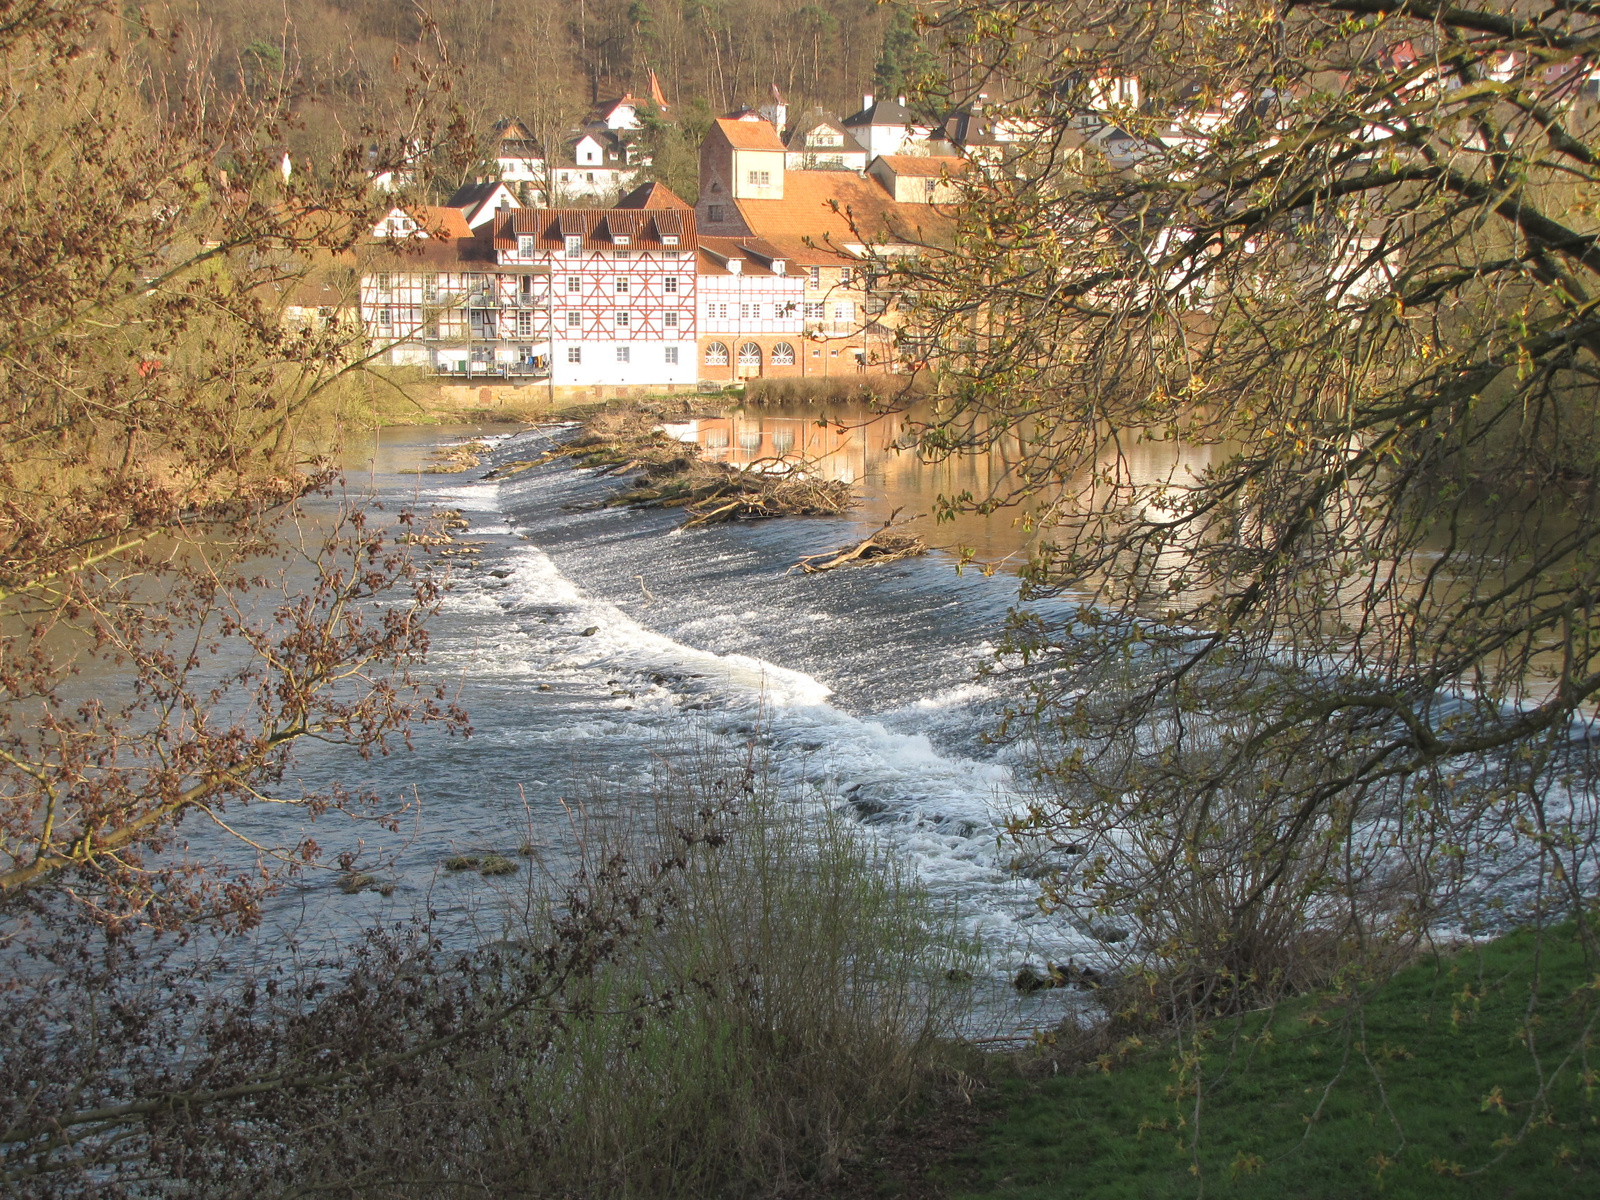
[840, 95, 934, 160]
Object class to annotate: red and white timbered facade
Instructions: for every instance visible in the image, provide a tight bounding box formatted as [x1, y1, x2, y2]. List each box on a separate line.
[493, 207, 698, 388]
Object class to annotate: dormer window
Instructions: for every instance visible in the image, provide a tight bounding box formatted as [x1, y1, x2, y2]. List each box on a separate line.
[517, 234, 537, 257]
[771, 260, 786, 275]
[612, 235, 630, 247]
[661, 235, 679, 246]
[565, 235, 583, 258]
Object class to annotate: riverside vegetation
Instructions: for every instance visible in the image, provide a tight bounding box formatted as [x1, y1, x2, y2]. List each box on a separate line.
[10, 0, 1600, 1195]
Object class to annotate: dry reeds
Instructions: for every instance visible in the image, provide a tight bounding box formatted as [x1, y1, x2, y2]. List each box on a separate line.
[485, 742, 976, 1196]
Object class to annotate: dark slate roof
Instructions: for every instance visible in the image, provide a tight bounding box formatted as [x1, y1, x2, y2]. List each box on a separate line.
[841, 96, 920, 126]
[446, 181, 509, 210]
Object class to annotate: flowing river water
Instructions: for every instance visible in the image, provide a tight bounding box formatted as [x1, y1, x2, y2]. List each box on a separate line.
[205, 403, 1583, 1034]
[211, 404, 1168, 1034]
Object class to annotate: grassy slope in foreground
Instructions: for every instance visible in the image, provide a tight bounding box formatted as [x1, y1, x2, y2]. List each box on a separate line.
[948, 925, 1599, 1198]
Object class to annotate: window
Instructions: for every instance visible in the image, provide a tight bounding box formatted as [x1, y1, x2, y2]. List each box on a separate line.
[737, 341, 762, 369]
[564, 235, 583, 258]
[664, 346, 679, 365]
[517, 311, 533, 337]
[707, 204, 724, 222]
[616, 345, 630, 363]
[614, 250, 630, 260]
[585, 172, 595, 183]
[804, 302, 824, 319]
[520, 274, 534, 295]
[376, 273, 391, 294]
[567, 346, 582, 363]
[377, 307, 391, 326]
[664, 311, 679, 329]
[839, 267, 853, 287]
[518, 234, 537, 257]
[833, 302, 853, 322]
[663, 276, 678, 294]
[740, 303, 753, 319]
[614, 276, 629, 294]
[772, 342, 795, 366]
[566, 310, 581, 329]
[780, 301, 798, 317]
[808, 266, 820, 288]
[705, 341, 729, 366]
[567, 276, 581, 294]
[663, 249, 681, 259]
[425, 320, 439, 339]
[614, 310, 630, 329]
[747, 170, 771, 187]
[423, 274, 438, 301]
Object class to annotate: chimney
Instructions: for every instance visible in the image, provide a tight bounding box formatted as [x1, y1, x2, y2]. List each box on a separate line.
[897, 95, 906, 106]
[862, 93, 874, 111]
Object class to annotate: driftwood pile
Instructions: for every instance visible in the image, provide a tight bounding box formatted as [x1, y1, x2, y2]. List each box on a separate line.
[488, 408, 854, 528]
[792, 511, 928, 573]
[422, 440, 490, 474]
[609, 463, 852, 528]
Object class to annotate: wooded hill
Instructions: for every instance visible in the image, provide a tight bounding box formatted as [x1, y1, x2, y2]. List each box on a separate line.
[144, 0, 921, 178]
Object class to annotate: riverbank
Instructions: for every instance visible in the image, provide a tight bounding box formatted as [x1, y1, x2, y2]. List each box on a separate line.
[828, 922, 1599, 1197]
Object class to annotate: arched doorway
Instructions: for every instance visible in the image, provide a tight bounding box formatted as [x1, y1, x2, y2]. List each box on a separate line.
[737, 341, 763, 378]
[704, 341, 729, 366]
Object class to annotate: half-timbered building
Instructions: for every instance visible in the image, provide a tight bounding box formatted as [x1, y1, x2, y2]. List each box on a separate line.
[494, 206, 698, 388]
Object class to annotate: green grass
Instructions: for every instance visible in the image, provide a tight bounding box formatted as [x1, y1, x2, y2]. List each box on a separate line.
[947, 925, 1600, 1198]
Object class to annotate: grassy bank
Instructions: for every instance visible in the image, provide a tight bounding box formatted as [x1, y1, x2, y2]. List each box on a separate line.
[936, 924, 1598, 1198]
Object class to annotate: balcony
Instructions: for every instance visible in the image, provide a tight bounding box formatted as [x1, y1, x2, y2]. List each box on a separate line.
[430, 361, 550, 380]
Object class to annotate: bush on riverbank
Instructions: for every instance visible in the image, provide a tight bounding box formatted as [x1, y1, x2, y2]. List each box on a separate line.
[481, 753, 976, 1196]
[1, 743, 971, 1197]
[941, 922, 1599, 1197]
[740, 374, 923, 407]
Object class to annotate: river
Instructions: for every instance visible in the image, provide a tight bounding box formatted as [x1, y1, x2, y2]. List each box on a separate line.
[202, 405, 1164, 1035]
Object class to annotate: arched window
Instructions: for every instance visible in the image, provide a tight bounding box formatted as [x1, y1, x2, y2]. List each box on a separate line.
[704, 341, 729, 366]
[737, 341, 763, 368]
[771, 342, 796, 366]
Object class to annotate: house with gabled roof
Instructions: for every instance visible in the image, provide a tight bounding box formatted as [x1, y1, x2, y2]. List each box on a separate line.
[492, 117, 545, 184]
[493, 206, 698, 388]
[444, 180, 522, 230]
[784, 111, 868, 171]
[840, 94, 934, 159]
[867, 155, 969, 204]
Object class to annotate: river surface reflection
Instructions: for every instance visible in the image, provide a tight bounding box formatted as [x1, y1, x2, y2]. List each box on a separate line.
[664, 403, 1221, 572]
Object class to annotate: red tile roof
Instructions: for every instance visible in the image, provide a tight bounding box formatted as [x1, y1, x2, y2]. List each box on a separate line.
[729, 173, 955, 247]
[712, 117, 786, 151]
[497, 207, 698, 251]
[873, 155, 970, 177]
[614, 180, 693, 210]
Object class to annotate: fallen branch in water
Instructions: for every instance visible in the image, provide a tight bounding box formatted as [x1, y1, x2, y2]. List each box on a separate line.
[793, 509, 927, 572]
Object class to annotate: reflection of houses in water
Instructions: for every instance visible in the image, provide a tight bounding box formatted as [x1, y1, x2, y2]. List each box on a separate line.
[664, 411, 909, 484]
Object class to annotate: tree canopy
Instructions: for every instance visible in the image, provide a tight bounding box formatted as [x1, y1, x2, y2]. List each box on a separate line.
[895, 0, 1600, 1006]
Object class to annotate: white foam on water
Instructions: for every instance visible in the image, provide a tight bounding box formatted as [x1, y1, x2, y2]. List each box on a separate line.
[433, 540, 1101, 988]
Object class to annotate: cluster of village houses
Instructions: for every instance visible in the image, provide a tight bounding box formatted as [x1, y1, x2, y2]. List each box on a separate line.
[345, 45, 1600, 395]
[349, 83, 998, 393]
